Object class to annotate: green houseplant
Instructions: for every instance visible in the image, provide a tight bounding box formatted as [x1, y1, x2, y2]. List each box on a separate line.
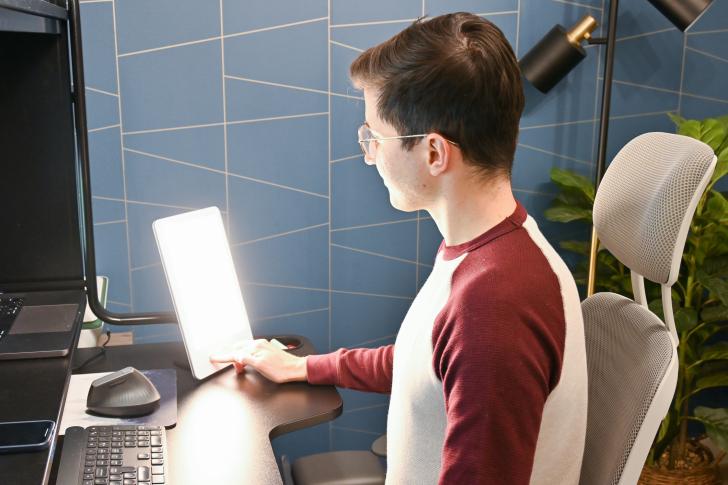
[544, 113, 728, 481]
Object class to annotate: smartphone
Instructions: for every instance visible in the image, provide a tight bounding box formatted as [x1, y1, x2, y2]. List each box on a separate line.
[0, 420, 56, 454]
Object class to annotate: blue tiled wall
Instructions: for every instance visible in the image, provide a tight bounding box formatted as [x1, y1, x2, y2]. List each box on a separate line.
[80, 0, 728, 461]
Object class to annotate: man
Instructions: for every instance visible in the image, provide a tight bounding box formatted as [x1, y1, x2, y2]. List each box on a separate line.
[212, 12, 587, 484]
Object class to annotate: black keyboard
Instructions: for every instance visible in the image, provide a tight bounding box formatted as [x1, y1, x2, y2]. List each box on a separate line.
[56, 425, 168, 485]
[0, 296, 23, 340]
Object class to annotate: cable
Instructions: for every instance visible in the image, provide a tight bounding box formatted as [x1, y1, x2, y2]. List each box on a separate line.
[72, 330, 111, 372]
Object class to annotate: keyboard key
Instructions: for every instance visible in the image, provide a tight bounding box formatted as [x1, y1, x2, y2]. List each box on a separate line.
[150, 437, 162, 447]
[83, 481, 93, 485]
[122, 480, 136, 485]
[151, 466, 164, 475]
[96, 468, 108, 477]
[138, 466, 150, 481]
[110, 460, 123, 466]
[152, 476, 164, 484]
[123, 472, 136, 479]
[151, 459, 163, 466]
[109, 475, 122, 481]
[138, 453, 150, 460]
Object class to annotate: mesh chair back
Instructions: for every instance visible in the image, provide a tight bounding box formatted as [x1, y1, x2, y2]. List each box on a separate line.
[578, 293, 676, 485]
[593, 132, 716, 285]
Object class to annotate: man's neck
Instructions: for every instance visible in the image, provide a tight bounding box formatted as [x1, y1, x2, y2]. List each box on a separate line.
[427, 176, 517, 247]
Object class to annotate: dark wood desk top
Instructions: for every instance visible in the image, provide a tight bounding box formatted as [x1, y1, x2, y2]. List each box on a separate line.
[58, 338, 342, 485]
[0, 338, 79, 485]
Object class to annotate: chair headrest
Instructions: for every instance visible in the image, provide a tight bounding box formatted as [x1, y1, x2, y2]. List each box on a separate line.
[593, 132, 716, 286]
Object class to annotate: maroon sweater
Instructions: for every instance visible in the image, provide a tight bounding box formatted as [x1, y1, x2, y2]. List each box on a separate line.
[306, 203, 587, 484]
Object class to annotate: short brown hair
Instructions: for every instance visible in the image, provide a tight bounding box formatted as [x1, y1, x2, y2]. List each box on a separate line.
[350, 12, 524, 179]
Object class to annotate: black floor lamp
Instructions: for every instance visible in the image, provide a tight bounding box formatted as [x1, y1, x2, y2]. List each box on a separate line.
[68, 0, 176, 325]
[518, 0, 714, 296]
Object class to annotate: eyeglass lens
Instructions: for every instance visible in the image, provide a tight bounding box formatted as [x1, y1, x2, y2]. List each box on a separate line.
[358, 125, 376, 161]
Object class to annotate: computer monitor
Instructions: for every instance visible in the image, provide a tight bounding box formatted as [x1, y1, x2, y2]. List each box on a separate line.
[0, 31, 84, 292]
[153, 207, 254, 380]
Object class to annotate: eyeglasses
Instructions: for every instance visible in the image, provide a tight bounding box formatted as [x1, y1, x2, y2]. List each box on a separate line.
[357, 124, 459, 164]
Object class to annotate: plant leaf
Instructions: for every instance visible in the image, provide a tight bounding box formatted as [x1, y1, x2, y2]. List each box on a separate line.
[700, 342, 728, 363]
[649, 299, 664, 320]
[698, 272, 728, 307]
[550, 168, 595, 202]
[544, 206, 592, 223]
[675, 119, 702, 139]
[559, 240, 590, 256]
[700, 119, 728, 153]
[694, 373, 728, 395]
[667, 112, 687, 129]
[703, 255, 728, 278]
[675, 307, 698, 333]
[701, 305, 728, 323]
[710, 147, 728, 187]
[694, 407, 728, 454]
[555, 187, 593, 209]
[705, 191, 728, 222]
[695, 361, 728, 381]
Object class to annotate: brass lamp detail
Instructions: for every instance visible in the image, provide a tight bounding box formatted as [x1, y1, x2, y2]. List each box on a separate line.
[566, 15, 599, 48]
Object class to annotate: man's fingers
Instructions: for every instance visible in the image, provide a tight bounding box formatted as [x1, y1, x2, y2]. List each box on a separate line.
[238, 351, 262, 366]
[210, 349, 248, 363]
[209, 351, 237, 363]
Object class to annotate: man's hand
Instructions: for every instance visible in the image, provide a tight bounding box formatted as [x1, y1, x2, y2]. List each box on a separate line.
[209, 339, 308, 383]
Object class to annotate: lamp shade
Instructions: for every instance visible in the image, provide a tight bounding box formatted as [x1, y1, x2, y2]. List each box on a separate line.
[519, 25, 587, 93]
[647, 0, 713, 31]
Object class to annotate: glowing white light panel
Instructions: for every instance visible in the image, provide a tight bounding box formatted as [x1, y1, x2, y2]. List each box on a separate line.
[153, 207, 253, 380]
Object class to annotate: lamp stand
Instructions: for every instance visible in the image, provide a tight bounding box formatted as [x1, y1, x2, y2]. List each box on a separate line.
[586, 0, 620, 296]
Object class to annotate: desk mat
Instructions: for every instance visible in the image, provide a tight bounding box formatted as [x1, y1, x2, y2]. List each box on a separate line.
[59, 368, 177, 434]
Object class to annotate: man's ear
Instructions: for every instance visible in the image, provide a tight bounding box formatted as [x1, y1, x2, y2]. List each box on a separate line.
[426, 134, 452, 176]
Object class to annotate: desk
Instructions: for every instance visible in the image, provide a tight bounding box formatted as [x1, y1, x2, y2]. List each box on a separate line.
[1, 337, 342, 484]
[0, 349, 76, 485]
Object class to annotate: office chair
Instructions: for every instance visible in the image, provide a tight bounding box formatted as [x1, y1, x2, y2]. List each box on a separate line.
[281, 434, 386, 485]
[578, 132, 716, 485]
